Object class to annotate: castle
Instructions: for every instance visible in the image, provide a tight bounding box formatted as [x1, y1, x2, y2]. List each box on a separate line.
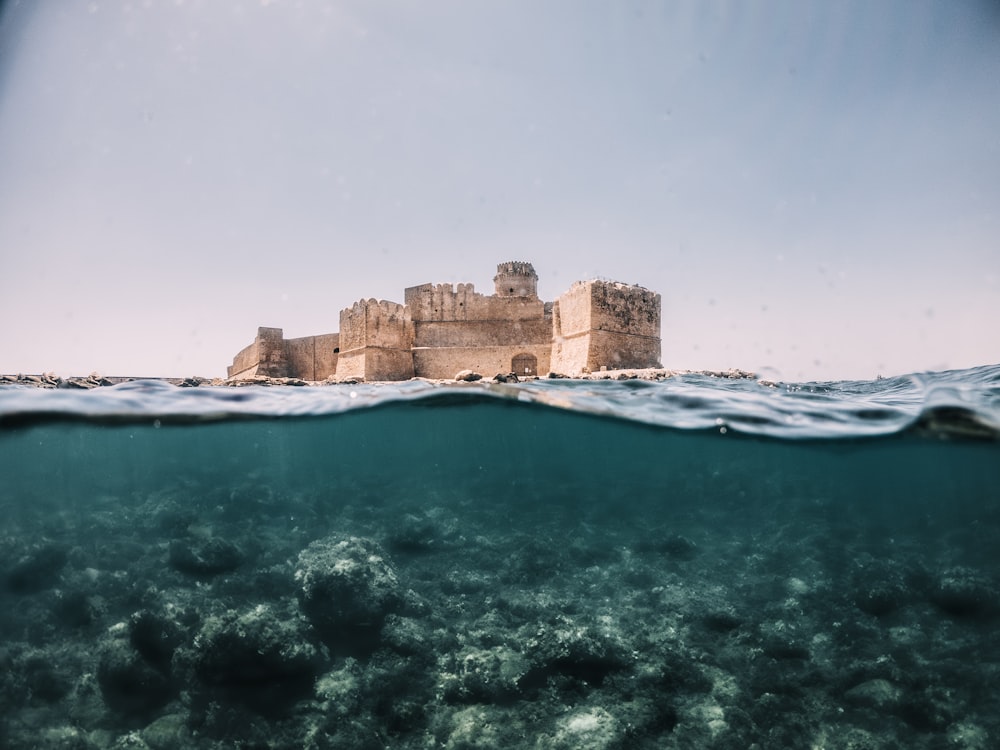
[227, 262, 661, 381]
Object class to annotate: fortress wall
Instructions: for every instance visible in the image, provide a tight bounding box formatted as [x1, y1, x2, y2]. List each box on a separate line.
[584, 330, 661, 371]
[412, 319, 552, 348]
[405, 283, 546, 323]
[550, 335, 591, 376]
[336, 347, 414, 382]
[412, 344, 551, 380]
[337, 299, 414, 381]
[284, 333, 340, 381]
[551, 281, 662, 374]
[227, 340, 260, 379]
[339, 299, 413, 351]
[552, 283, 593, 337]
[551, 329, 660, 374]
[590, 282, 661, 337]
[227, 327, 289, 379]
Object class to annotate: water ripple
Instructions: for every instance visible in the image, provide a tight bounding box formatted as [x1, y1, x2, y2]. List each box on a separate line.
[1, 366, 998, 440]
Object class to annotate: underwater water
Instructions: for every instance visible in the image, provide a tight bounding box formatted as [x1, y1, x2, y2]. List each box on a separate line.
[1, 367, 998, 749]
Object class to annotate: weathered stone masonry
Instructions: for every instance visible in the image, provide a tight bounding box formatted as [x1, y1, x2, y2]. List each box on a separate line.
[227, 262, 661, 381]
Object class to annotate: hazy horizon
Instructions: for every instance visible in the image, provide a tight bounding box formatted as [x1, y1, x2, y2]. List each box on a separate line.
[1, 1, 997, 382]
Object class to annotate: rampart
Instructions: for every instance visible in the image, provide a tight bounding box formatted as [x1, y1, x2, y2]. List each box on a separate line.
[226, 327, 340, 380]
[226, 262, 661, 381]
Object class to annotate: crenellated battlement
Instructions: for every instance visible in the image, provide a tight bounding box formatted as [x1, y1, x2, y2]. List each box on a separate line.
[340, 299, 411, 351]
[494, 261, 539, 298]
[495, 261, 537, 277]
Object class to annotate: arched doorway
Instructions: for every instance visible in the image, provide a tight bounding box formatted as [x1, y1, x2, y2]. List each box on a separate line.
[511, 353, 537, 376]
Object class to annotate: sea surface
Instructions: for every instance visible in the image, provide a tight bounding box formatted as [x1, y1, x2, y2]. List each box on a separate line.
[1, 366, 998, 749]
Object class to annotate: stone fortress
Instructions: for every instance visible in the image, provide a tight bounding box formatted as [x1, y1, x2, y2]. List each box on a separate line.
[227, 262, 661, 382]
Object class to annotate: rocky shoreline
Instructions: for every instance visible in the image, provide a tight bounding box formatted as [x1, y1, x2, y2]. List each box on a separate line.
[1, 368, 758, 390]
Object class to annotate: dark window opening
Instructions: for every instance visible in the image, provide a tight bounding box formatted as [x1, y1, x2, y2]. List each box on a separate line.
[334, 347, 340, 353]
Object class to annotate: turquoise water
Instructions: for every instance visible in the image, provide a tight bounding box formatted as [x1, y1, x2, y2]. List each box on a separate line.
[1, 368, 998, 749]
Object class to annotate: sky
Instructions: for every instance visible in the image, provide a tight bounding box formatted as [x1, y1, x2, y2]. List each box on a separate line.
[0, 0, 997, 382]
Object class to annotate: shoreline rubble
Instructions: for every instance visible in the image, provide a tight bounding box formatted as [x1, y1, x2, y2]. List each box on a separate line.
[1, 368, 758, 390]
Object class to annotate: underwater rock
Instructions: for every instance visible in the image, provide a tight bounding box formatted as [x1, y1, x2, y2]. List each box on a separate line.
[381, 614, 434, 656]
[519, 616, 631, 692]
[928, 567, 997, 618]
[6, 544, 69, 593]
[295, 535, 403, 651]
[192, 604, 323, 714]
[844, 678, 904, 711]
[385, 511, 456, 554]
[358, 651, 435, 737]
[52, 590, 101, 630]
[314, 658, 364, 719]
[21, 653, 73, 704]
[129, 610, 184, 674]
[542, 707, 624, 750]
[97, 627, 175, 717]
[140, 712, 191, 750]
[167, 538, 242, 577]
[851, 557, 914, 617]
[440, 645, 530, 704]
[438, 705, 507, 748]
[700, 610, 743, 633]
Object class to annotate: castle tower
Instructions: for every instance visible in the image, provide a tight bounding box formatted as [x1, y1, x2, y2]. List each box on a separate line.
[551, 280, 661, 374]
[336, 299, 415, 381]
[494, 261, 538, 298]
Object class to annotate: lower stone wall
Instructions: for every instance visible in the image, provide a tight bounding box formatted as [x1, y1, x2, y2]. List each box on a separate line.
[336, 347, 414, 381]
[285, 334, 340, 381]
[550, 333, 592, 376]
[227, 341, 260, 379]
[413, 319, 551, 348]
[227, 327, 289, 379]
[553, 330, 660, 374]
[587, 330, 661, 371]
[413, 345, 551, 380]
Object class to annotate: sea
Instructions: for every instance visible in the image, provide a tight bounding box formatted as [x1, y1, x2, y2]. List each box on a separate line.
[1, 366, 998, 750]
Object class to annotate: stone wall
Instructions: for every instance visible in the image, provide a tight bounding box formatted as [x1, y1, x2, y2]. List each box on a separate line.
[412, 344, 551, 380]
[337, 299, 414, 381]
[401, 280, 552, 378]
[590, 281, 661, 339]
[403, 281, 552, 378]
[551, 281, 661, 374]
[227, 328, 340, 380]
[404, 283, 547, 323]
[227, 327, 289, 379]
[284, 333, 340, 381]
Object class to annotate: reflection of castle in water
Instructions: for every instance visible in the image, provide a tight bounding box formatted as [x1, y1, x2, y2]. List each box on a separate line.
[227, 262, 661, 381]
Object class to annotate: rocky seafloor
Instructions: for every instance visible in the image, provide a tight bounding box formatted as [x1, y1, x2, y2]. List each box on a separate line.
[2, 471, 998, 750]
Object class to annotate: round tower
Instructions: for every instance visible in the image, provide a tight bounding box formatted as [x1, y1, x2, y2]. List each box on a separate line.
[493, 261, 538, 298]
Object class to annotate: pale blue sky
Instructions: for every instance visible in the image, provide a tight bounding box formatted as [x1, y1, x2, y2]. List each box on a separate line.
[1, 0, 997, 380]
